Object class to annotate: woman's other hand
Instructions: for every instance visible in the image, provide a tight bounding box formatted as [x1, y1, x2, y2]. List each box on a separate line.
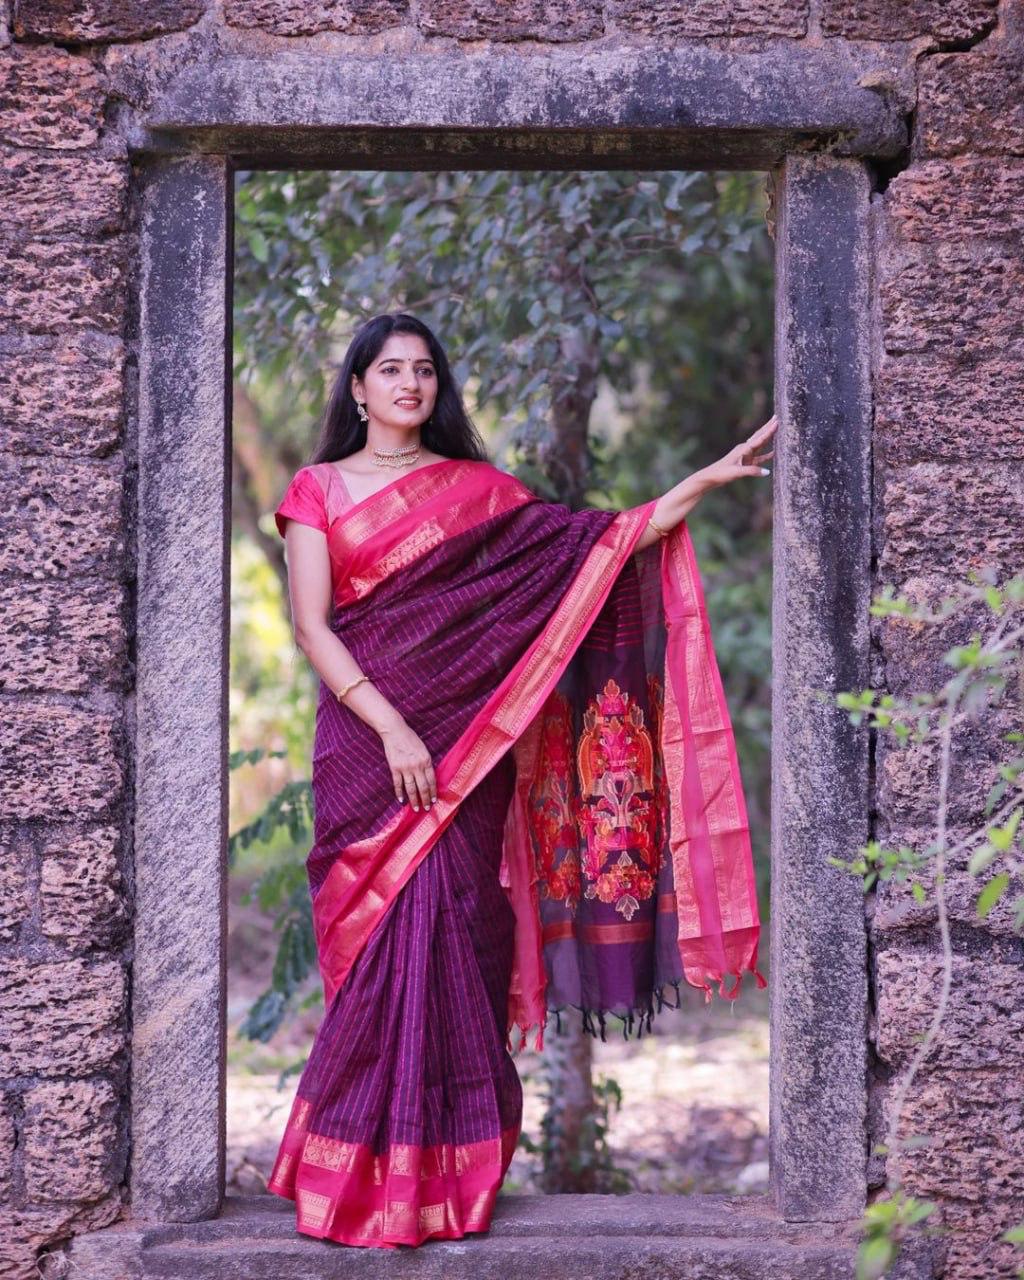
[379, 719, 437, 812]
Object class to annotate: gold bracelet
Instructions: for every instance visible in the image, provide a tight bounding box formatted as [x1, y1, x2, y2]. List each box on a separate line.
[335, 673, 369, 701]
[648, 516, 672, 539]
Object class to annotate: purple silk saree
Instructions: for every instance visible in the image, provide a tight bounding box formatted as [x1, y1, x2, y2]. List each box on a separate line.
[266, 456, 765, 1248]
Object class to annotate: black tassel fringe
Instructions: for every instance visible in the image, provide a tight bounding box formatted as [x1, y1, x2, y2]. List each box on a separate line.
[543, 979, 684, 1044]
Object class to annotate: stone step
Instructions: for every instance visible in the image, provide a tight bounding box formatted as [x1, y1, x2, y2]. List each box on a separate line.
[66, 1193, 939, 1280]
[141, 1232, 858, 1280]
[151, 1191, 839, 1245]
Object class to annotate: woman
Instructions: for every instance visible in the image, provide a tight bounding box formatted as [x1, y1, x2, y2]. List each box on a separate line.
[266, 311, 776, 1248]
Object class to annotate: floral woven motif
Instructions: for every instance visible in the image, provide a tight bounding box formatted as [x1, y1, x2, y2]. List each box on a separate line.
[576, 677, 662, 921]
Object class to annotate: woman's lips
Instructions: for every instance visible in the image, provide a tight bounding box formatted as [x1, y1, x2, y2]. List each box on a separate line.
[395, 399, 421, 407]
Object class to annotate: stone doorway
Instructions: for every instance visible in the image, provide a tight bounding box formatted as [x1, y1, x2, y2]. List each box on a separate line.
[72, 47, 896, 1276]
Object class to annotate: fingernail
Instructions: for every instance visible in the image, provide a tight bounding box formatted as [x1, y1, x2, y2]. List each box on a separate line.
[761, 468, 771, 475]
[413, 804, 419, 811]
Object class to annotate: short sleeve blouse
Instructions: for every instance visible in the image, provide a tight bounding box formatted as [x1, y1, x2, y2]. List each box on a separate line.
[274, 466, 331, 539]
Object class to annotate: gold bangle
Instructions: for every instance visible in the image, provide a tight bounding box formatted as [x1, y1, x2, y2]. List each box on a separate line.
[648, 516, 672, 539]
[335, 673, 369, 701]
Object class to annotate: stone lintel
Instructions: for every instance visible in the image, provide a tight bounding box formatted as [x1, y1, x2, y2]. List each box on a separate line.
[137, 48, 908, 166]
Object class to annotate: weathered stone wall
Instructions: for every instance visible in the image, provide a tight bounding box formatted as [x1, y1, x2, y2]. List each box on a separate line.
[870, 23, 1024, 1279]
[0, 2, 1021, 1277]
[1, 14, 137, 1279]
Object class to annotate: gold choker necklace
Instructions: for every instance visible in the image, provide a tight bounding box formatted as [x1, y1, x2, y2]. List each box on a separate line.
[371, 442, 421, 469]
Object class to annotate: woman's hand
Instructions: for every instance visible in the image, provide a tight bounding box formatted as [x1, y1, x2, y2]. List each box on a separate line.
[638, 414, 778, 550]
[692, 414, 777, 496]
[379, 719, 437, 812]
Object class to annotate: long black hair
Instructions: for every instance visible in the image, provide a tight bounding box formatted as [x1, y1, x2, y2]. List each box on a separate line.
[309, 312, 490, 465]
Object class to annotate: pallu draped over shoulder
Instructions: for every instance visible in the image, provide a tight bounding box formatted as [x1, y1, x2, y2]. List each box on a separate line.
[266, 456, 765, 1249]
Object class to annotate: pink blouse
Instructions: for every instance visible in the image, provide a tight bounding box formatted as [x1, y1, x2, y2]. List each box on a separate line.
[274, 462, 354, 539]
[274, 463, 358, 600]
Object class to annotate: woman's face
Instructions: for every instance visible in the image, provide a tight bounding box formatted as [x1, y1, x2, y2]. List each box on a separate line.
[351, 333, 438, 433]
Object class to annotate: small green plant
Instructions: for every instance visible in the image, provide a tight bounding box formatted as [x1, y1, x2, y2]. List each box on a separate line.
[228, 750, 319, 1065]
[518, 1050, 632, 1194]
[1000, 1223, 1024, 1280]
[227, 747, 313, 871]
[834, 570, 1024, 1278]
[856, 1191, 938, 1280]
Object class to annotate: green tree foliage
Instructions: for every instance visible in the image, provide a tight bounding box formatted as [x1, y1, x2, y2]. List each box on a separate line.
[233, 168, 773, 522]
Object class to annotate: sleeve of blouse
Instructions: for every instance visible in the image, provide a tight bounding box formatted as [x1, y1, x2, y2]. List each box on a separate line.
[274, 468, 328, 539]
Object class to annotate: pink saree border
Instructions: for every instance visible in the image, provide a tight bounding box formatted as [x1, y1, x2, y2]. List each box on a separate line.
[328, 458, 534, 606]
[312, 485, 658, 1024]
[660, 522, 767, 1002]
[268, 1092, 518, 1248]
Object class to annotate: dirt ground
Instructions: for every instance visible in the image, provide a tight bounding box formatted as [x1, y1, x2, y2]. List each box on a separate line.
[226, 871, 770, 1198]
